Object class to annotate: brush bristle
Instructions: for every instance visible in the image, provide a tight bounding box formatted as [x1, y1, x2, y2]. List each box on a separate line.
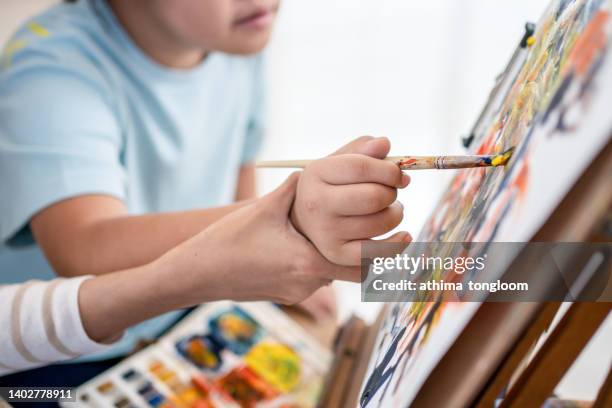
[491, 147, 514, 166]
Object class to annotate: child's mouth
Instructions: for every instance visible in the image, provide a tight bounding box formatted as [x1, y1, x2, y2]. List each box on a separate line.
[234, 8, 274, 29]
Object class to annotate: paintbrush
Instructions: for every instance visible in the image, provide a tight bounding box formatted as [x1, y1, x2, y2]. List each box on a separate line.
[257, 148, 514, 170]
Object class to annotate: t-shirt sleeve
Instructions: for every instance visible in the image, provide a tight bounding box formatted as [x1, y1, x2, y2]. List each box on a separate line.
[0, 57, 125, 246]
[240, 55, 267, 163]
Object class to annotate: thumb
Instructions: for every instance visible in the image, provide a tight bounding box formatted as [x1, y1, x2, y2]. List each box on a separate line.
[331, 135, 391, 159]
[264, 171, 301, 213]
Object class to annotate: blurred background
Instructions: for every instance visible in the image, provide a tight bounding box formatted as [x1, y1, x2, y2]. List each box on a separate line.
[2, 0, 609, 401]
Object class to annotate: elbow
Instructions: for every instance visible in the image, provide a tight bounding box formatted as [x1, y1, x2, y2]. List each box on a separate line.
[47, 254, 91, 278]
[32, 220, 111, 278]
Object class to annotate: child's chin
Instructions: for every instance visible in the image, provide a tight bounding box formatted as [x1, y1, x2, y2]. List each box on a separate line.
[222, 34, 272, 55]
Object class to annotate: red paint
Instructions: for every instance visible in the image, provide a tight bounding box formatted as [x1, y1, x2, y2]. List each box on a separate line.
[400, 158, 418, 167]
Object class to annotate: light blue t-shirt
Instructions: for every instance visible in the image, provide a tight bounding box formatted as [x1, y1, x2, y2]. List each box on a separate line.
[0, 0, 265, 360]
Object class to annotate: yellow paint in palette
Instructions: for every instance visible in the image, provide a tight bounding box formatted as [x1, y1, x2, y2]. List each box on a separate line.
[218, 313, 257, 339]
[245, 342, 301, 392]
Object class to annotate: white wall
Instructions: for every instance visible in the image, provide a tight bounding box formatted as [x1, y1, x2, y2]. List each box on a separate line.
[0, 0, 57, 41]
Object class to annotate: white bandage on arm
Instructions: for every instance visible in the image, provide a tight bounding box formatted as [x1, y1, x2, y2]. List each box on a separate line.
[0, 276, 118, 376]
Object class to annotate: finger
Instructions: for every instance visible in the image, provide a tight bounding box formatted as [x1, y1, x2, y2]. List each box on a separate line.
[319, 154, 404, 187]
[376, 230, 413, 245]
[337, 201, 404, 239]
[265, 171, 301, 213]
[331, 136, 390, 159]
[339, 231, 412, 267]
[325, 183, 397, 216]
[321, 261, 362, 282]
[369, 231, 413, 257]
[362, 136, 391, 159]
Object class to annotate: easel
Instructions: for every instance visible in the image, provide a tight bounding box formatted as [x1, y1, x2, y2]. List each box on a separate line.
[474, 139, 612, 408]
[316, 140, 612, 408]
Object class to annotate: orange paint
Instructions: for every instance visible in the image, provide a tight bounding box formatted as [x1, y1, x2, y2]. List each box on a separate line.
[566, 11, 610, 75]
[400, 158, 417, 167]
[512, 162, 529, 195]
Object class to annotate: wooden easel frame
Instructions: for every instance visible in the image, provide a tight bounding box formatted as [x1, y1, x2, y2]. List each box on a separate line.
[498, 302, 611, 407]
[475, 139, 612, 408]
[593, 366, 612, 408]
[318, 140, 611, 407]
[316, 311, 384, 407]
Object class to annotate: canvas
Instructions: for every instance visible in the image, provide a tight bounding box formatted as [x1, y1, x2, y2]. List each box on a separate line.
[359, 0, 612, 406]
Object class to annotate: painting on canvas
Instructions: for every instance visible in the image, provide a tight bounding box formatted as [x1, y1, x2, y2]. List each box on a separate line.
[359, 0, 612, 406]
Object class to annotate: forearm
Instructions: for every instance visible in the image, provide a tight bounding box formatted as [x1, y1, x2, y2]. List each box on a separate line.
[0, 260, 209, 373]
[73, 203, 252, 273]
[32, 198, 254, 277]
[235, 163, 257, 200]
[78, 255, 209, 343]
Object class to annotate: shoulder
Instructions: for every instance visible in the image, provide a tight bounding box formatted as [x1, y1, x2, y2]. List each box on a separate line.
[1, 1, 113, 94]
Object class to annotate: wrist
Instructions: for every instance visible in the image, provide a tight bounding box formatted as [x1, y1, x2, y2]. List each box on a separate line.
[151, 239, 222, 307]
[79, 259, 196, 343]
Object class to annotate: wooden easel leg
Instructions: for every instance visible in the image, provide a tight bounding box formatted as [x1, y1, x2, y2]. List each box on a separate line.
[499, 303, 611, 408]
[474, 302, 561, 408]
[593, 364, 612, 408]
[317, 315, 367, 408]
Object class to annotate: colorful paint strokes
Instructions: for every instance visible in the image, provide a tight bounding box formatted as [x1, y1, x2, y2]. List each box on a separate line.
[360, 0, 612, 406]
[245, 342, 301, 392]
[64, 302, 330, 408]
[209, 307, 262, 355]
[176, 334, 224, 371]
[216, 366, 278, 407]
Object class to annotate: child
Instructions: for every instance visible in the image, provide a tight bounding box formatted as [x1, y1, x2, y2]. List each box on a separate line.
[0, 0, 410, 380]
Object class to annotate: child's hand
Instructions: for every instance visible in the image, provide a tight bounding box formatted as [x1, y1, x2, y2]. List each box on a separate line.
[157, 172, 360, 306]
[291, 136, 411, 266]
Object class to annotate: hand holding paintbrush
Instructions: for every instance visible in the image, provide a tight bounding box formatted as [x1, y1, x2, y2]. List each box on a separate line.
[290, 136, 413, 266]
[270, 137, 513, 266]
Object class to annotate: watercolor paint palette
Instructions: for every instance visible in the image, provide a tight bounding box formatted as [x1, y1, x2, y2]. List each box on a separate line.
[63, 302, 331, 408]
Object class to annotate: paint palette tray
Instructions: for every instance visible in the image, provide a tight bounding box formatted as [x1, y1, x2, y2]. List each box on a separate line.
[64, 302, 331, 408]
